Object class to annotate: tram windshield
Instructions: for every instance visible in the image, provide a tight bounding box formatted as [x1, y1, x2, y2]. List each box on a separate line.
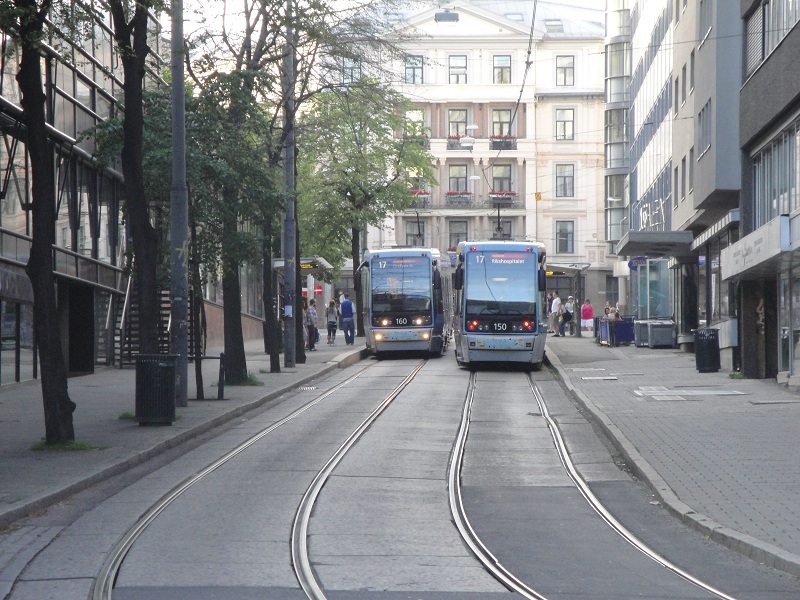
[465, 251, 537, 316]
[371, 256, 432, 313]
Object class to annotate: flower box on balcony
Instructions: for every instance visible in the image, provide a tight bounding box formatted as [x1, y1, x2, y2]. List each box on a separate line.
[447, 136, 465, 150]
[490, 136, 517, 150]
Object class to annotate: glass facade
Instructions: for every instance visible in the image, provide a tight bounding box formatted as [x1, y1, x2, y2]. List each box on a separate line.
[752, 116, 800, 229]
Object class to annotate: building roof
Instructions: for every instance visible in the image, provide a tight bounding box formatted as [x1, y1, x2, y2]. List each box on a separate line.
[387, 1, 604, 38]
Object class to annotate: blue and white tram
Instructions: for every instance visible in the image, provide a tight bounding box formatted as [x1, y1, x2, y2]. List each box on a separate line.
[360, 248, 453, 357]
[452, 240, 548, 369]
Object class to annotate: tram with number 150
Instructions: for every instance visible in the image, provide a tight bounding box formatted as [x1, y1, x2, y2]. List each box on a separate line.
[359, 248, 453, 357]
[452, 240, 548, 370]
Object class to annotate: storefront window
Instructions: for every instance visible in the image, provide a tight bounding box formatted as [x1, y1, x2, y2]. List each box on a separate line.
[792, 273, 800, 376]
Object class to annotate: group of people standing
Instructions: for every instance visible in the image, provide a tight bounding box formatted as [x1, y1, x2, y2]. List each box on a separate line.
[301, 292, 356, 350]
[546, 292, 597, 337]
[546, 292, 624, 338]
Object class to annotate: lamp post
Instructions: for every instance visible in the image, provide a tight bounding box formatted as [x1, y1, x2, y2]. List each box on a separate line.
[169, 0, 188, 407]
[282, 0, 296, 368]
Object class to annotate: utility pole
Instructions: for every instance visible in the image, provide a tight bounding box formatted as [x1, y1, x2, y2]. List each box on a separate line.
[169, 0, 189, 406]
[282, 0, 296, 368]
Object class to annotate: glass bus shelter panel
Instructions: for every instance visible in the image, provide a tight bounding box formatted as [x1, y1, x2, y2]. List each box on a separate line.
[634, 258, 673, 319]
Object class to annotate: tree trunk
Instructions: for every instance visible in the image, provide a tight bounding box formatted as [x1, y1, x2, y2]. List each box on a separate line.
[262, 218, 280, 372]
[190, 222, 205, 400]
[295, 219, 306, 363]
[351, 226, 363, 338]
[110, 1, 161, 355]
[16, 11, 75, 444]
[221, 187, 248, 382]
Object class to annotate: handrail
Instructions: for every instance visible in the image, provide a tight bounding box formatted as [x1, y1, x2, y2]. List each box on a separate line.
[117, 267, 134, 368]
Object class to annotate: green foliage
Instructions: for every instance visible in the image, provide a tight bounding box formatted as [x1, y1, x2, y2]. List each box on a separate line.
[226, 373, 264, 386]
[118, 412, 135, 420]
[297, 80, 437, 262]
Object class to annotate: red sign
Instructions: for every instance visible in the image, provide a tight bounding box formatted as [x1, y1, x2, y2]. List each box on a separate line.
[314, 285, 322, 295]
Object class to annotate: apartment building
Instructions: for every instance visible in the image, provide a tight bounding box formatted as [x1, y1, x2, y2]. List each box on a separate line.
[370, 1, 611, 301]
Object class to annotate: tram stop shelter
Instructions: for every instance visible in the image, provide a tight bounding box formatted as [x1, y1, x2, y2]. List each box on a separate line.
[547, 263, 590, 337]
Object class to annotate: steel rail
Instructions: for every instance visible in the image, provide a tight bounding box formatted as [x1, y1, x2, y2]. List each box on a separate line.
[291, 360, 427, 600]
[92, 363, 377, 600]
[447, 371, 551, 600]
[528, 376, 739, 600]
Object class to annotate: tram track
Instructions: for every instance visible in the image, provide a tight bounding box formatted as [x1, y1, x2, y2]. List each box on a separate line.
[448, 370, 740, 600]
[92, 358, 743, 600]
[92, 359, 418, 600]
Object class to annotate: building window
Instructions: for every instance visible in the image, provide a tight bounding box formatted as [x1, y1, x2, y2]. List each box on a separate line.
[674, 166, 679, 208]
[674, 77, 679, 116]
[492, 109, 512, 137]
[556, 164, 574, 197]
[449, 220, 468, 248]
[556, 221, 574, 254]
[681, 64, 687, 104]
[689, 146, 695, 190]
[449, 164, 468, 192]
[496, 219, 512, 239]
[406, 220, 425, 247]
[556, 55, 574, 86]
[448, 109, 467, 137]
[556, 108, 574, 140]
[699, 0, 712, 42]
[405, 55, 423, 84]
[494, 55, 511, 84]
[698, 100, 712, 154]
[449, 55, 467, 84]
[492, 164, 512, 192]
[689, 51, 695, 92]
[681, 156, 687, 200]
[343, 58, 361, 84]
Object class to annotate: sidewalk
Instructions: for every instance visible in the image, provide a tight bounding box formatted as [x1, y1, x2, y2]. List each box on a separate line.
[546, 332, 800, 576]
[2, 331, 800, 579]
[0, 337, 366, 529]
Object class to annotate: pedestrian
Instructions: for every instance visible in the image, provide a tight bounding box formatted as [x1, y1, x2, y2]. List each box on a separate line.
[546, 293, 553, 332]
[326, 299, 339, 345]
[550, 291, 562, 336]
[581, 299, 594, 332]
[563, 295, 575, 335]
[340, 292, 356, 345]
[306, 298, 318, 351]
[301, 298, 309, 349]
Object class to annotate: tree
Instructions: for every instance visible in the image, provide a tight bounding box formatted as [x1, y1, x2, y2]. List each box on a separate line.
[297, 81, 436, 336]
[107, 0, 167, 355]
[0, 0, 82, 443]
[184, 0, 413, 369]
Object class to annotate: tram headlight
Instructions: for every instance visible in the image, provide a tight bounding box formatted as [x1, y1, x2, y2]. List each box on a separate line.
[381, 318, 390, 326]
[414, 317, 423, 325]
[422, 332, 430, 340]
[375, 333, 383, 341]
[468, 320, 478, 332]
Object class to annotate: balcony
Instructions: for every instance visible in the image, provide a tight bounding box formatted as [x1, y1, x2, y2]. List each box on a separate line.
[487, 191, 520, 207]
[404, 135, 430, 149]
[490, 136, 517, 150]
[445, 191, 475, 207]
[407, 191, 431, 209]
[446, 136, 465, 150]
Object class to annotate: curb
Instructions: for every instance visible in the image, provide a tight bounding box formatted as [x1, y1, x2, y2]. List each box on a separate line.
[546, 346, 800, 577]
[0, 349, 369, 530]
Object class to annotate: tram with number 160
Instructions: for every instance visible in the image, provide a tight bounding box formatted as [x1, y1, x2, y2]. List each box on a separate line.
[452, 240, 548, 370]
[359, 248, 453, 357]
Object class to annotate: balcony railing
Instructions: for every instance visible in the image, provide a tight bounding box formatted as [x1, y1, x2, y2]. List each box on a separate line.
[445, 192, 475, 207]
[446, 137, 465, 150]
[490, 136, 517, 150]
[407, 192, 431, 209]
[487, 191, 520, 207]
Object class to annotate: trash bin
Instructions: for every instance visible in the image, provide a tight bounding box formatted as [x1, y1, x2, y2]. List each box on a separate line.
[648, 320, 675, 348]
[634, 320, 649, 347]
[135, 354, 177, 425]
[694, 328, 720, 373]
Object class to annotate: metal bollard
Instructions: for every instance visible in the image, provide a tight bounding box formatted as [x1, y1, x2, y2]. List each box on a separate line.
[218, 353, 225, 401]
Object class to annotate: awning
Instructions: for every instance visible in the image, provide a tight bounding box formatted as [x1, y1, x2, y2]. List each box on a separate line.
[271, 256, 333, 278]
[616, 230, 694, 259]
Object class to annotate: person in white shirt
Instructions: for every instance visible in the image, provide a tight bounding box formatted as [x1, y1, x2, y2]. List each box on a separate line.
[550, 292, 562, 336]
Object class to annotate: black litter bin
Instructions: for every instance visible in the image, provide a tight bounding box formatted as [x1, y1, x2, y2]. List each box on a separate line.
[135, 354, 177, 425]
[694, 329, 720, 373]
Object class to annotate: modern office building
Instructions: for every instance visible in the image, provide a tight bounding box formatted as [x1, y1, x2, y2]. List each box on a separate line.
[372, 1, 611, 302]
[0, 9, 165, 384]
